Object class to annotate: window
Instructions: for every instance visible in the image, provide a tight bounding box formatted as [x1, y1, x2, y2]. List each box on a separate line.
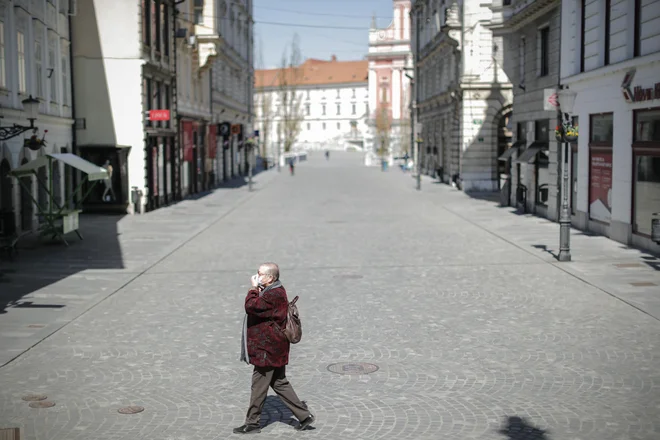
[580, 0, 586, 72]
[336, 104, 340, 115]
[365, 102, 369, 116]
[352, 88, 356, 98]
[163, 84, 170, 128]
[589, 113, 614, 223]
[35, 40, 44, 98]
[142, 0, 151, 46]
[336, 89, 340, 98]
[604, 0, 610, 65]
[306, 90, 310, 100]
[48, 37, 57, 102]
[305, 103, 310, 116]
[337, 122, 340, 130]
[534, 119, 550, 206]
[322, 104, 326, 115]
[517, 122, 527, 143]
[538, 27, 549, 77]
[633, 109, 660, 236]
[535, 119, 549, 142]
[154, 0, 161, 52]
[519, 36, 525, 86]
[322, 122, 326, 130]
[0, 22, 5, 88]
[307, 122, 310, 130]
[162, 3, 169, 56]
[17, 32, 27, 93]
[61, 50, 69, 105]
[381, 87, 388, 102]
[634, 0, 641, 57]
[352, 103, 356, 115]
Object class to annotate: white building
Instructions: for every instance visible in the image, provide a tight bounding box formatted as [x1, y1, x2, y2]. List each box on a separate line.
[366, 0, 413, 164]
[413, 0, 513, 191]
[559, 0, 660, 253]
[0, 0, 74, 235]
[254, 56, 369, 158]
[73, 0, 177, 213]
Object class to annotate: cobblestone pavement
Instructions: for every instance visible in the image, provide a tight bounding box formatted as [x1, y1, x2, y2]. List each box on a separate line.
[1, 152, 659, 440]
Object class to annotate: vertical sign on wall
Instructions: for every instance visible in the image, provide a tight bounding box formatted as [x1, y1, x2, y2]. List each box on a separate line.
[208, 125, 217, 159]
[182, 121, 194, 162]
[589, 152, 613, 223]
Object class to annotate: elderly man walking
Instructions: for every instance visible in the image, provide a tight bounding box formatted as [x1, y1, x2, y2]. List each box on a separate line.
[234, 262, 315, 434]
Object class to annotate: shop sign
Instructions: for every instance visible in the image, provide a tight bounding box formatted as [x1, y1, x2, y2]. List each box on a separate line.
[182, 121, 194, 162]
[148, 110, 170, 121]
[589, 152, 613, 223]
[622, 69, 660, 103]
[231, 124, 242, 135]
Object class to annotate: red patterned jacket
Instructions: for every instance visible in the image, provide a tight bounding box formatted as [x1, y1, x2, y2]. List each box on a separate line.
[245, 283, 290, 368]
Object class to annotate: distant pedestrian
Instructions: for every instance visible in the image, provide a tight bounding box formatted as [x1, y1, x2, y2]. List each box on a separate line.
[234, 263, 314, 434]
[325, 150, 330, 160]
[289, 157, 295, 175]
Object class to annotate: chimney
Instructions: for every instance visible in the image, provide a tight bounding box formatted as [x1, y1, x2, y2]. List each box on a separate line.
[331, 55, 337, 62]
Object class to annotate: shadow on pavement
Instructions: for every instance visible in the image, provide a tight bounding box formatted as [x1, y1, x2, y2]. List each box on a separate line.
[531, 244, 558, 260]
[498, 416, 550, 440]
[259, 396, 315, 431]
[183, 163, 269, 202]
[0, 214, 124, 315]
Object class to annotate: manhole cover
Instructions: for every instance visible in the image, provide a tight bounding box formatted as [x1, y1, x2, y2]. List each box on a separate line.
[333, 274, 363, 280]
[614, 263, 643, 268]
[118, 406, 144, 414]
[630, 282, 657, 287]
[27, 324, 45, 329]
[28, 401, 55, 409]
[21, 394, 47, 402]
[327, 362, 379, 375]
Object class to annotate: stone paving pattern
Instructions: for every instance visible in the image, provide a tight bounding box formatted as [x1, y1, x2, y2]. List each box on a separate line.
[0, 153, 659, 439]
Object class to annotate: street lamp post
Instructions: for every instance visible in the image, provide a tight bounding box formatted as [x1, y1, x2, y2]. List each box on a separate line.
[557, 88, 577, 262]
[0, 95, 40, 141]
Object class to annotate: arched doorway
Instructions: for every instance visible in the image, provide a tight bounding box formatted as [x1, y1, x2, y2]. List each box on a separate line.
[0, 159, 14, 235]
[19, 158, 33, 232]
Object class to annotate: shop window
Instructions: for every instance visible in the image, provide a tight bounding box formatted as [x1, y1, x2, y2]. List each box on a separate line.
[538, 27, 549, 77]
[535, 119, 549, 141]
[322, 104, 326, 115]
[588, 113, 614, 223]
[633, 108, 660, 236]
[142, 0, 151, 46]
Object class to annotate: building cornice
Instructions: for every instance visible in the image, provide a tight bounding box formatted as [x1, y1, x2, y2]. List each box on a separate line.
[487, 0, 559, 35]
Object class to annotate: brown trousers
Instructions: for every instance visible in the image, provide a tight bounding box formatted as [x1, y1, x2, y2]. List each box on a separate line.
[245, 365, 310, 426]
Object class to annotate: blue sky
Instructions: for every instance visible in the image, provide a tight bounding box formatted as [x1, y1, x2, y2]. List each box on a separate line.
[253, 0, 396, 69]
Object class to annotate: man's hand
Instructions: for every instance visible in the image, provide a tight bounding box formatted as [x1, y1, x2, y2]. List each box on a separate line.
[251, 274, 259, 288]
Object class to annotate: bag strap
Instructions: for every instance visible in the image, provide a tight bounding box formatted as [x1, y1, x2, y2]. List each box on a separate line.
[290, 296, 299, 306]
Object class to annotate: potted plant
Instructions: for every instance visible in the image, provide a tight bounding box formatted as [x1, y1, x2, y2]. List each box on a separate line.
[24, 130, 48, 151]
[563, 124, 578, 142]
[554, 125, 564, 142]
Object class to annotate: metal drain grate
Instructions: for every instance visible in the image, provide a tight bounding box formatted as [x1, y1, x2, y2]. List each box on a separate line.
[327, 362, 379, 375]
[630, 282, 657, 287]
[28, 401, 55, 409]
[21, 395, 47, 402]
[118, 406, 144, 414]
[614, 263, 644, 268]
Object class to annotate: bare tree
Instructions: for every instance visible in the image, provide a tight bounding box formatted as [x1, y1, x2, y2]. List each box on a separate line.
[375, 104, 392, 159]
[278, 34, 304, 153]
[255, 36, 274, 164]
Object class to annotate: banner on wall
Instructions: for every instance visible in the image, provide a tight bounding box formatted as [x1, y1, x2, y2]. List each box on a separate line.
[182, 121, 194, 162]
[589, 152, 613, 223]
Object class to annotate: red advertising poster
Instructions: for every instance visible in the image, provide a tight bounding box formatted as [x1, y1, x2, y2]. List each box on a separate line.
[589, 152, 613, 223]
[182, 121, 194, 162]
[208, 125, 217, 159]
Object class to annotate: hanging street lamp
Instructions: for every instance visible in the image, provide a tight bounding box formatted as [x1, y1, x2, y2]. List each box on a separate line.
[0, 95, 40, 141]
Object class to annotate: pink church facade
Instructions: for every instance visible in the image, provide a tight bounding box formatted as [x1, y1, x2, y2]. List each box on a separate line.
[366, 0, 413, 159]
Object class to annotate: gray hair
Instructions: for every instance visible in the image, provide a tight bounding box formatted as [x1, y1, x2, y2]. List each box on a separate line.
[260, 263, 280, 281]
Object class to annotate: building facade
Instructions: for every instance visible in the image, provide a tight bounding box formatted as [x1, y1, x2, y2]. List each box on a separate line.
[254, 57, 369, 158]
[413, 0, 513, 191]
[489, 0, 562, 219]
[176, 0, 213, 198]
[73, 0, 177, 213]
[366, 0, 413, 162]
[208, 0, 254, 181]
[0, 0, 74, 235]
[560, 0, 660, 253]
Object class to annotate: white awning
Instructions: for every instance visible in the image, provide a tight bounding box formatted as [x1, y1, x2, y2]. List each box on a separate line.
[10, 153, 109, 181]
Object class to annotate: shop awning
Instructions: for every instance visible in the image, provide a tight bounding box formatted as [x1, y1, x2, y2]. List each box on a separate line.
[498, 141, 525, 161]
[10, 153, 109, 181]
[514, 141, 548, 164]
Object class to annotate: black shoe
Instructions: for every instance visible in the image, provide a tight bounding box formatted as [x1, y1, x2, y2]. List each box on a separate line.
[295, 414, 315, 431]
[233, 424, 262, 434]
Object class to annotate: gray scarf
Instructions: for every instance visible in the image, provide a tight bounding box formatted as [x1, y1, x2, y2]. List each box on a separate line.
[240, 280, 282, 364]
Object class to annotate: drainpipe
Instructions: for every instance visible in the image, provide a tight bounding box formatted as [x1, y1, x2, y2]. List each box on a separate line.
[68, 14, 79, 209]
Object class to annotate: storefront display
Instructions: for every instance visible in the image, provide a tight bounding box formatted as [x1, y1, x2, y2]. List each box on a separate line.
[633, 108, 660, 236]
[589, 152, 613, 223]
